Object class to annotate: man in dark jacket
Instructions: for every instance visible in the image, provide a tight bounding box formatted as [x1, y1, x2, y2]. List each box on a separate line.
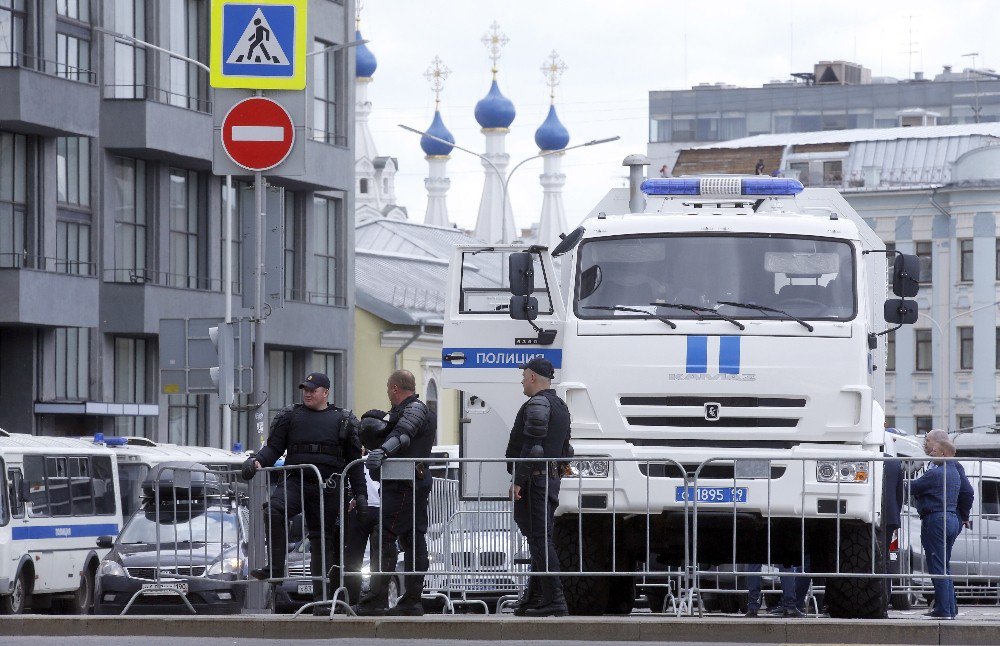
[882, 430, 906, 613]
[911, 433, 963, 619]
[241, 372, 365, 607]
[353, 370, 437, 617]
[505, 357, 571, 617]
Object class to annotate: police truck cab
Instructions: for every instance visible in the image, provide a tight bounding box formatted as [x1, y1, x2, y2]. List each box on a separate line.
[441, 175, 920, 617]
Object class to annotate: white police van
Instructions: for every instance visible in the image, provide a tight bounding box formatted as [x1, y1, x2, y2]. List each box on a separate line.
[86, 435, 249, 517]
[442, 175, 921, 617]
[0, 430, 123, 614]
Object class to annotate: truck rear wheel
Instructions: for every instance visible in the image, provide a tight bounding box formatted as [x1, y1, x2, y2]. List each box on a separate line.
[824, 522, 887, 619]
[553, 515, 610, 615]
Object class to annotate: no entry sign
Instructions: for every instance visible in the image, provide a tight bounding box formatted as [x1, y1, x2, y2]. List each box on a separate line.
[221, 97, 295, 171]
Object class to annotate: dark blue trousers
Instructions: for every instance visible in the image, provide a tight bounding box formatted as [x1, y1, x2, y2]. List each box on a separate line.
[921, 511, 960, 617]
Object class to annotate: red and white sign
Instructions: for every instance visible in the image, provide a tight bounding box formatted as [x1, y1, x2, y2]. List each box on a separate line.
[221, 97, 295, 172]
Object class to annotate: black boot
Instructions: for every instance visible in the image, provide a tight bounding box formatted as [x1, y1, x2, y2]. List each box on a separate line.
[514, 577, 541, 616]
[523, 579, 568, 617]
[386, 594, 425, 616]
[352, 575, 389, 616]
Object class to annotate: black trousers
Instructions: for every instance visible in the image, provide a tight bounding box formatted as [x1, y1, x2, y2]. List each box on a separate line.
[365, 482, 430, 606]
[344, 505, 380, 604]
[513, 474, 563, 602]
[266, 473, 339, 600]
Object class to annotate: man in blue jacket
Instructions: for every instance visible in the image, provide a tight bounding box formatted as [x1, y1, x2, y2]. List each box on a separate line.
[911, 434, 963, 619]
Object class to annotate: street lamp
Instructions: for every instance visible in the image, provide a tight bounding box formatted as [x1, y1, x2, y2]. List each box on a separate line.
[917, 299, 1000, 428]
[398, 124, 619, 243]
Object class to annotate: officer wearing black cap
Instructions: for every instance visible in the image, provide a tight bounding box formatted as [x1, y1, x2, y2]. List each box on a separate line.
[353, 369, 436, 616]
[241, 372, 364, 608]
[505, 357, 572, 617]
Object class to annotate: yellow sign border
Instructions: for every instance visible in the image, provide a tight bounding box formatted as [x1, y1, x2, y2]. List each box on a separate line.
[210, 0, 308, 90]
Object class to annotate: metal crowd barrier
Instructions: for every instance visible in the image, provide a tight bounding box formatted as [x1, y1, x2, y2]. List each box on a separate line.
[124, 455, 1000, 618]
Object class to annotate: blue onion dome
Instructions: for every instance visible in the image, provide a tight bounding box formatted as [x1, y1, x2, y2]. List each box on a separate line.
[534, 104, 570, 151]
[421, 110, 455, 156]
[474, 79, 516, 129]
[355, 30, 377, 79]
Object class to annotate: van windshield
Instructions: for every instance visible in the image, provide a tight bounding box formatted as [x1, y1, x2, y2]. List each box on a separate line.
[120, 507, 241, 546]
[576, 234, 856, 321]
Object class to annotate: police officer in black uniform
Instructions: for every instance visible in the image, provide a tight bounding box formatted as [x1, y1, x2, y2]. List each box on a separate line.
[505, 357, 571, 617]
[353, 369, 436, 617]
[241, 372, 365, 607]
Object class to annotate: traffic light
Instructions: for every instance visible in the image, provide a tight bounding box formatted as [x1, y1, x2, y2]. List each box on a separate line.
[208, 323, 235, 406]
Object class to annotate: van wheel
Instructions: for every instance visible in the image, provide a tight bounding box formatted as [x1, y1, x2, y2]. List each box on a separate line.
[0, 569, 29, 614]
[63, 566, 94, 614]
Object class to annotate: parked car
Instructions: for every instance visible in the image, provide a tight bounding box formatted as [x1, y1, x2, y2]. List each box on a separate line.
[94, 462, 249, 615]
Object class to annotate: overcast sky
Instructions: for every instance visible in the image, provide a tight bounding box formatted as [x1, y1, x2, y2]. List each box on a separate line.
[360, 0, 1000, 234]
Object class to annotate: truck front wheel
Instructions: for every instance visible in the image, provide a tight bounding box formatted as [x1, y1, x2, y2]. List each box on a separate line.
[824, 521, 887, 619]
[553, 515, 610, 615]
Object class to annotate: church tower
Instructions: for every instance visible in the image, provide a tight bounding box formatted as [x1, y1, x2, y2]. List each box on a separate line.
[534, 51, 571, 248]
[420, 57, 455, 228]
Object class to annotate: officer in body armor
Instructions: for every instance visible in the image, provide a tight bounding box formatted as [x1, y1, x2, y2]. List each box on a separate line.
[353, 369, 436, 617]
[241, 372, 365, 608]
[505, 357, 572, 617]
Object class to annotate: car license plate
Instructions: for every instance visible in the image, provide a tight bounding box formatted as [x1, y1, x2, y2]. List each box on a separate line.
[675, 486, 748, 503]
[141, 581, 188, 596]
[297, 583, 313, 594]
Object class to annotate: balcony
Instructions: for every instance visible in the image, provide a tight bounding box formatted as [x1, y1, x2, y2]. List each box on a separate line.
[101, 269, 226, 335]
[266, 291, 352, 349]
[0, 56, 99, 137]
[0, 254, 99, 326]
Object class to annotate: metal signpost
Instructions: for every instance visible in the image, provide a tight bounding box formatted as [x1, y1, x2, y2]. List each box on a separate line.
[211, 0, 307, 612]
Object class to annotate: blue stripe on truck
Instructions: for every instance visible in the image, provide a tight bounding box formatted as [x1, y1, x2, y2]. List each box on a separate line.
[12, 523, 119, 540]
[686, 336, 707, 373]
[719, 336, 741, 374]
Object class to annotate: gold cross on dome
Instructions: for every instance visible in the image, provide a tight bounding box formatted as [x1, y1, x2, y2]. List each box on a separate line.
[355, 0, 364, 29]
[423, 56, 452, 107]
[541, 50, 567, 103]
[481, 21, 509, 78]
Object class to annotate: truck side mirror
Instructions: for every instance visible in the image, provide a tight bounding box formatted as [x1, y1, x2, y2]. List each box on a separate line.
[892, 254, 920, 297]
[509, 295, 538, 321]
[884, 299, 918, 325]
[96, 535, 114, 549]
[509, 253, 534, 296]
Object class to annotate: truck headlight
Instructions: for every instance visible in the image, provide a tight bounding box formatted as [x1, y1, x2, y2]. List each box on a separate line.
[99, 560, 126, 577]
[816, 460, 869, 483]
[206, 557, 242, 576]
[566, 457, 610, 478]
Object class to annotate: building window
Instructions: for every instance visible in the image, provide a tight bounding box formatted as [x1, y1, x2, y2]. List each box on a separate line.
[914, 416, 933, 434]
[268, 349, 296, 424]
[284, 191, 299, 300]
[915, 241, 932, 284]
[54, 327, 89, 400]
[56, 221, 91, 276]
[113, 157, 147, 282]
[55, 32, 90, 81]
[426, 379, 438, 416]
[915, 329, 932, 372]
[57, 137, 90, 207]
[957, 415, 974, 431]
[0, 0, 25, 67]
[168, 168, 203, 288]
[960, 239, 974, 282]
[168, 0, 208, 110]
[359, 178, 368, 194]
[996, 240, 1000, 281]
[959, 327, 974, 370]
[57, 0, 89, 21]
[996, 327, 1000, 370]
[0, 131, 27, 269]
[114, 337, 150, 437]
[822, 160, 843, 185]
[312, 197, 340, 305]
[886, 330, 895, 372]
[167, 394, 207, 445]
[112, 0, 145, 98]
[312, 40, 343, 143]
[312, 352, 340, 406]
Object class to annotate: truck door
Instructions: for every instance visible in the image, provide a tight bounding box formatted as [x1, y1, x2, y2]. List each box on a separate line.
[441, 246, 566, 498]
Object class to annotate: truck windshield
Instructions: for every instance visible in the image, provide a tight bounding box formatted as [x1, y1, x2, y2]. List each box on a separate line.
[575, 234, 855, 321]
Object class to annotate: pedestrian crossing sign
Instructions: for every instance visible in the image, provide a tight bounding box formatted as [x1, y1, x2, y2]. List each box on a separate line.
[210, 0, 307, 90]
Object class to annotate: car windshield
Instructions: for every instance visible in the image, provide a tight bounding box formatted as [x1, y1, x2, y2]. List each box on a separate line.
[119, 506, 242, 546]
[576, 234, 856, 321]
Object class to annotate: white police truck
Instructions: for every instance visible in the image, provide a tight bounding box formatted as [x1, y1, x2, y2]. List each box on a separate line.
[0, 430, 123, 613]
[441, 175, 921, 617]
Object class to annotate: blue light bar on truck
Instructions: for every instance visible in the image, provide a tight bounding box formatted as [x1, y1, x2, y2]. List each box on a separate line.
[640, 177, 804, 197]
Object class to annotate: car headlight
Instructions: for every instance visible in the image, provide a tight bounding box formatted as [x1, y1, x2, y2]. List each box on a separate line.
[565, 457, 610, 478]
[206, 557, 243, 576]
[99, 560, 126, 577]
[816, 460, 869, 483]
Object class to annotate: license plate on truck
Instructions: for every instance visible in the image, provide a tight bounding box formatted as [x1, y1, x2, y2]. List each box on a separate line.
[297, 583, 314, 594]
[675, 486, 748, 503]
